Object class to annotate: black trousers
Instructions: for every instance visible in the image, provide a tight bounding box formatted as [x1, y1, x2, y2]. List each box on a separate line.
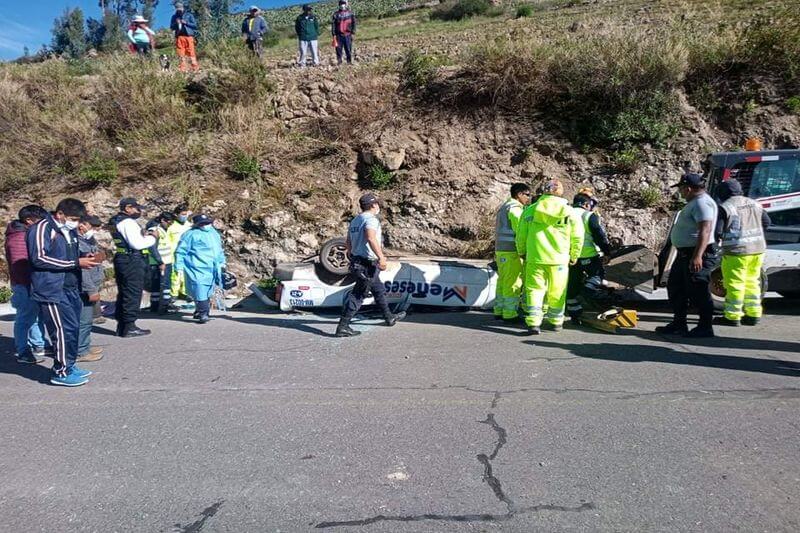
[667, 247, 720, 329]
[114, 253, 146, 330]
[341, 256, 391, 321]
[566, 255, 605, 318]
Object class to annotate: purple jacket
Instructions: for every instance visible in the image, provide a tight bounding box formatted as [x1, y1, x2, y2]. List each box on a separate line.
[4, 221, 32, 286]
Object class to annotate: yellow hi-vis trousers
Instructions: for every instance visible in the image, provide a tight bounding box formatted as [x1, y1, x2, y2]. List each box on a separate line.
[722, 253, 764, 320]
[523, 263, 568, 327]
[170, 269, 186, 299]
[493, 252, 523, 319]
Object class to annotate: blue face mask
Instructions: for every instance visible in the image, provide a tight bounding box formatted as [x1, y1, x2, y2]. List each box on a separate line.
[178, 215, 188, 223]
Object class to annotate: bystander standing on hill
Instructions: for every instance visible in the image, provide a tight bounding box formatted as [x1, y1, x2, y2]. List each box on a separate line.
[296, 4, 320, 67]
[242, 6, 269, 58]
[127, 15, 156, 56]
[331, 0, 356, 65]
[4, 205, 49, 364]
[170, 2, 200, 72]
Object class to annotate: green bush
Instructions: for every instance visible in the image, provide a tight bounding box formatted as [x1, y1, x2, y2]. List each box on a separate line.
[458, 31, 687, 146]
[638, 185, 663, 208]
[366, 163, 394, 189]
[79, 153, 118, 186]
[229, 149, 261, 181]
[486, 6, 505, 18]
[400, 49, 441, 89]
[612, 146, 643, 174]
[257, 277, 278, 290]
[0, 285, 11, 304]
[786, 96, 800, 114]
[516, 4, 533, 18]
[431, 0, 490, 21]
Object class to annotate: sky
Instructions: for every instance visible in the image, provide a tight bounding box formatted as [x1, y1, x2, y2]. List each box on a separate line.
[0, 0, 301, 60]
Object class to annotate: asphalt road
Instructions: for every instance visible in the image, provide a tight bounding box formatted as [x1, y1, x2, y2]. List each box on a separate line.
[1, 298, 799, 532]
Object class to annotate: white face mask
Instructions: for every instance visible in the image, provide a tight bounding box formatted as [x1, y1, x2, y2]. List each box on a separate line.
[374, 206, 380, 216]
[64, 220, 79, 231]
[83, 230, 96, 239]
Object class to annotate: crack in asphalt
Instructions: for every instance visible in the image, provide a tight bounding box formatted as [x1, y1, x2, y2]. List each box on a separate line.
[171, 500, 224, 533]
[315, 392, 594, 528]
[524, 356, 581, 363]
[117, 385, 800, 402]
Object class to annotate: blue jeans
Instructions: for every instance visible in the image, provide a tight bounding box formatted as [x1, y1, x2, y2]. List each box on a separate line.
[10, 284, 46, 356]
[77, 299, 94, 356]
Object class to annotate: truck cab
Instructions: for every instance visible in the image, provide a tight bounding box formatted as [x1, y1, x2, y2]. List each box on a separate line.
[652, 149, 800, 298]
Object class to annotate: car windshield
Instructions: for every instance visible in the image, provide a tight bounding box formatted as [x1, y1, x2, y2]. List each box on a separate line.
[726, 159, 800, 199]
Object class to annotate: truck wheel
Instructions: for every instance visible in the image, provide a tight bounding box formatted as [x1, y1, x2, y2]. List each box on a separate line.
[319, 237, 350, 276]
[709, 267, 768, 313]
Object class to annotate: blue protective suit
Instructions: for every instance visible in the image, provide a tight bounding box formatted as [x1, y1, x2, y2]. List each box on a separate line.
[174, 225, 226, 301]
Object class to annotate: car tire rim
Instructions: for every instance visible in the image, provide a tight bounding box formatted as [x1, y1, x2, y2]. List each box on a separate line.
[326, 244, 349, 270]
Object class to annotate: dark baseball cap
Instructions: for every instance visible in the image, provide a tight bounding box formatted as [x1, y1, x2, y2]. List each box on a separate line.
[80, 214, 103, 227]
[192, 213, 213, 226]
[302, 3, 312, 10]
[119, 197, 142, 209]
[358, 193, 380, 210]
[670, 173, 705, 188]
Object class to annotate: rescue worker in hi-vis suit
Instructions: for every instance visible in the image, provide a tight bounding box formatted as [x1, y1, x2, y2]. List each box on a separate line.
[516, 179, 584, 335]
[493, 183, 532, 321]
[715, 178, 770, 327]
[566, 191, 612, 323]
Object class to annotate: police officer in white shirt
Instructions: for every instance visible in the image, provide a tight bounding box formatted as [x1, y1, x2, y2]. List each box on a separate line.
[110, 198, 156, 337]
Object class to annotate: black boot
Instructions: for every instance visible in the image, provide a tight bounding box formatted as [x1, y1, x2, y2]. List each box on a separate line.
[335, 317, 361, 337]
[655, 321, 689, 335]
[385, 311, 407, 327]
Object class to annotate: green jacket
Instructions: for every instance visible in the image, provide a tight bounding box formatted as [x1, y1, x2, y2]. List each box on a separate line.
[516, 194, 584, 265]
[295, 13, 320, 41]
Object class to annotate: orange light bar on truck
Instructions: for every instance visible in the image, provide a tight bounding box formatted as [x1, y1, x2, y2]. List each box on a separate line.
[744, 138, 762, 151]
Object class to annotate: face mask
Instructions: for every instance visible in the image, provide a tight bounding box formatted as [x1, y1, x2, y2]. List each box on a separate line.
[374, 206, 380, 216]
[83, 230, 96, 239]
[178, 215, 188, 223]
[64, 220, 79, 231]
[129, 211, 142, 220]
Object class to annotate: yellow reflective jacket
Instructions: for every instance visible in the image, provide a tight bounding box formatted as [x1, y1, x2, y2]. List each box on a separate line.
[166, 220, 192, 258]
[516, 194, 584, 265]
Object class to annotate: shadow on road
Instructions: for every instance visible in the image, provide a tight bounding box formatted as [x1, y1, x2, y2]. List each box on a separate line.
[0, 336, 52, 384]
[530, 339, 800, 377]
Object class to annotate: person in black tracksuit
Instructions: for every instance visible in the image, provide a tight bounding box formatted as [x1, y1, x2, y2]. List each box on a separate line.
[111, 198, 156, 337]
[27, 198, 100, 387]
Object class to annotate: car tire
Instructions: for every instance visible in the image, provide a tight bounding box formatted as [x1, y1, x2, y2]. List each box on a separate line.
[319, 237, 351, 276]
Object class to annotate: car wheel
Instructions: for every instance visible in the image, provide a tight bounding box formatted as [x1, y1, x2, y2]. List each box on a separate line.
[319, 237, 351, 276]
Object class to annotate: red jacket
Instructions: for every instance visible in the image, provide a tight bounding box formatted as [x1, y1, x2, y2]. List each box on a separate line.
[4, 221, 32, 286]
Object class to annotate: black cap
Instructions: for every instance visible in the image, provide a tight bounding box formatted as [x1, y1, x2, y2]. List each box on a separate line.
[670, 173, 705, 188]
[119, 197, 142, 209]
[358, 193, 380, 211]
[192, 214, 213, 226]
[716, 178, 743, 202]
[302, 3, 312, 10]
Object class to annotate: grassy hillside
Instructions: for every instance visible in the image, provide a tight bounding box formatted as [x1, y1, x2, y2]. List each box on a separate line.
[0, 0, 798, 277]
